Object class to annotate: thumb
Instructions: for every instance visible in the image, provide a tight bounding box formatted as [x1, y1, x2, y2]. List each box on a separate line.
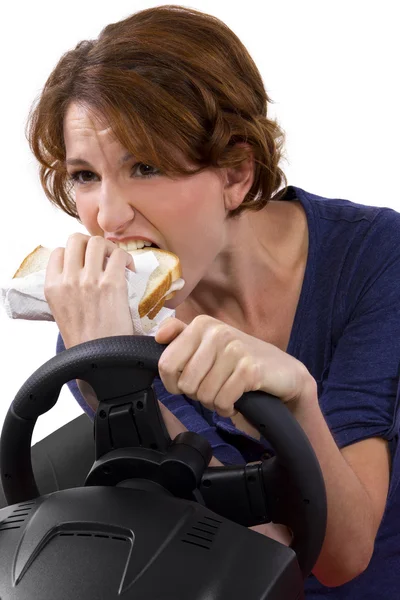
[154, 317, 186, 343]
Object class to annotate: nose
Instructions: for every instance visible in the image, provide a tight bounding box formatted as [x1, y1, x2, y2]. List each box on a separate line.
[96, 183, 136, 234]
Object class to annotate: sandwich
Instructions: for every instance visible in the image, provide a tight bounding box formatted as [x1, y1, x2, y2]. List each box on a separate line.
[13, 245, 184, 320]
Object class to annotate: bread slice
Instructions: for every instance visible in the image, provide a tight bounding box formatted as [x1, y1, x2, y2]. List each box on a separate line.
[13, 245, 183, 319]
[13, 245, 53, 279]
[129, 247, 182, 318]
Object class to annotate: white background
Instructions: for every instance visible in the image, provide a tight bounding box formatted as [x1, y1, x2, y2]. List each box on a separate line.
[0, 1, 399, 444]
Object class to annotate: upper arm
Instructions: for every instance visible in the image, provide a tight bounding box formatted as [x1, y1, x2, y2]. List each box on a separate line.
[316, 212, 400, 546]
[341, 437, 391, 536]
[317, 212, 400, 507]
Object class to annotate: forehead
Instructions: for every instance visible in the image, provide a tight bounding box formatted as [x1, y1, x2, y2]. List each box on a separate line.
[63, 102, 199, 172]
[63, 102, 116, 146]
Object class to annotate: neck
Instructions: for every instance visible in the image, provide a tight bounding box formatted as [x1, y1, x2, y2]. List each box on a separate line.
[177, 200, 308, 330]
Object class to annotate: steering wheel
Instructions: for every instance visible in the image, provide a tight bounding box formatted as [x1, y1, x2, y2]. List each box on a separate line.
[0, 336, 326, 581]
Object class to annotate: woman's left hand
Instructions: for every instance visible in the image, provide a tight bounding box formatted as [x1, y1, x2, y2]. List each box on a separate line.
[155, 315, 314, 417]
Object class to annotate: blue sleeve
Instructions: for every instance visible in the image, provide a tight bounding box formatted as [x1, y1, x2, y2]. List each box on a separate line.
[56, 333, 96, 420]
[56, 333, 245, 465]
[319, 209, 400, 496]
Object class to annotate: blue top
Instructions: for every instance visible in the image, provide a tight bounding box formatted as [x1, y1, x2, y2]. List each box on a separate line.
[57, 185, 400, 599]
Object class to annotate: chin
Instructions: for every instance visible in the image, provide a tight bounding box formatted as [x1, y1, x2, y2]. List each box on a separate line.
[164, 296, 183, 310]
[164, 287, 190, 310]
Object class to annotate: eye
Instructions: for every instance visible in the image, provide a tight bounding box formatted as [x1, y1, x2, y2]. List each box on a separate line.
[69, 170, 98, 185]
[132, 163, 160, 178]
[68, 163, 160, 185]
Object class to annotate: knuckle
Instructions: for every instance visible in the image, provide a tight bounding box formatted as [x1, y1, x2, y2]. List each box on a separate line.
[113, 277, 128, 291]
[213, 323, 230, 339]
[177, 380, 191, 394]
[80, 277, 96, 292]
[88, 235, 105, 246]
[204, 323, 231, 345]
[68, 232, 87, 243]
[181, 380, 198, 396]
[114, 247, 130, 260]
[45, 276, 77, 299]
[61, 277, 79, 292]
[237, 357, 255, 380]
[44, 272, 57, 287]
[158, 356, 173, 376]
[214, 398, 230, 415]
[224, 338, 244, 355]
[198, 391, 214, 406]
[250, 362, 262, 388]
[193, 314, 214, 328]
[44, 280, 58, 300]
[44, 279, 57, 294]
[238, 354, 253, 369]
[99, 277, 114, 291]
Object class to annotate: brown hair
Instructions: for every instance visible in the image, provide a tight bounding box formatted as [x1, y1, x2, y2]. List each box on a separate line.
[27, 4, 288, 221]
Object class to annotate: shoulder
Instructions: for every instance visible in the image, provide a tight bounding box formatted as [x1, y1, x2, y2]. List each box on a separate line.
[295, 186, 400, 283]
[293, 185, 400, 229]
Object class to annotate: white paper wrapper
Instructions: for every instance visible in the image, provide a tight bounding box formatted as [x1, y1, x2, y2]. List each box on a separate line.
[0, 251, 179, 336]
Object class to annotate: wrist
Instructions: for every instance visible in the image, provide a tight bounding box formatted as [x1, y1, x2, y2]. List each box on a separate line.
[289, 370, 319, 418]
[291, 384, 324, 445]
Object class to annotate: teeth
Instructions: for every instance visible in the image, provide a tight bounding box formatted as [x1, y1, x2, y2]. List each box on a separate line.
[117, 240, 153, 251]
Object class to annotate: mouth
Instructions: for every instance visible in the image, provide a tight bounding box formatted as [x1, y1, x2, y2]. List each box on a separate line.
[109, 239, 160, 251]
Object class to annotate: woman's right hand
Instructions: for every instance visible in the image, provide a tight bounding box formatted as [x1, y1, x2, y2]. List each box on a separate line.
[44, 233, 136, 349]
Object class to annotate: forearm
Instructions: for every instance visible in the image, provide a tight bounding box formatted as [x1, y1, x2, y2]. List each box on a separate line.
[292, 381, 377, 587]
[77, 379, 98, 412]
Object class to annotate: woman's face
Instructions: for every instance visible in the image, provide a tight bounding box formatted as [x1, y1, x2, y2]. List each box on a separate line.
[63, 102, 230, 307]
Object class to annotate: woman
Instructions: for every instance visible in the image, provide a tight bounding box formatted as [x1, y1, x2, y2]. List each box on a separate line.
[28, 5, 400, 598]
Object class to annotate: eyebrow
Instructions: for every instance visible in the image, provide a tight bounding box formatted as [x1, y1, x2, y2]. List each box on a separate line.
[66, 152, 134, 168]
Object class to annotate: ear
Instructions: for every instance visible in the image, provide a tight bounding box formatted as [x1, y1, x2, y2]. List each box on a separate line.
[223, 144, 255, 212]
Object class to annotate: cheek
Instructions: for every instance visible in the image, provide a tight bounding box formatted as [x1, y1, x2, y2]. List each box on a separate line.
[159, 179, 225, 300]
[159, 177, 225, 248]
[162, 196, 221, 262]
[75, 193, 101, 234]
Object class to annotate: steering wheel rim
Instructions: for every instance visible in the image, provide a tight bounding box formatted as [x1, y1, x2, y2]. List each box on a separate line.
[0, 335, 326, 578]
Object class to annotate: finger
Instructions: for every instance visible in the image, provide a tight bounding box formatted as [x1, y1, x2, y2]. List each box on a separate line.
[85, 235, 115, 274]
[44, 248, 65, 300]
[101, 245, 136, 276]
[84, 236, 134, 274]
[175, 338, 218, 398]
[45, 247, 65, 279]
[104, 242, 135, 272]
[155, 318, 187, 344]
[157, 325, 201, 394]
[63, 232, 90, 275]
[126, 253, 135, 272]
[63, 234, 134, 278]
[189, 347, 237, 412]
[212, 358, 254, 417]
